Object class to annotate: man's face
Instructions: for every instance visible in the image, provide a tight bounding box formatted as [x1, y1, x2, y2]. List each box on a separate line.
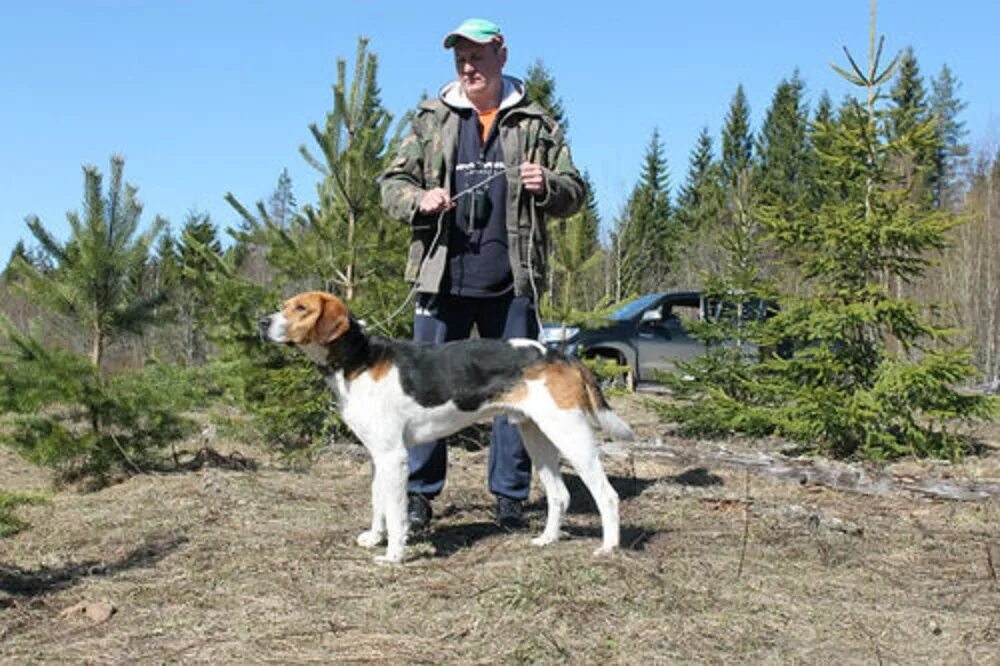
[453, 39, 506, 103]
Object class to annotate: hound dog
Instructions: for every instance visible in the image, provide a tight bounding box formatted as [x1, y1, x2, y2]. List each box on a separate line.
[260, 291, 634, 563]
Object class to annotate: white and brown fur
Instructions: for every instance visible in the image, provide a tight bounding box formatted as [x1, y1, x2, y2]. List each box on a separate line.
[260, 291, 634, 563]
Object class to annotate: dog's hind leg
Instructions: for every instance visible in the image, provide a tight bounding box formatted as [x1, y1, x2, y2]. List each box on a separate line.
[534, 411, 620, 556]
[519, 421, 569, 547]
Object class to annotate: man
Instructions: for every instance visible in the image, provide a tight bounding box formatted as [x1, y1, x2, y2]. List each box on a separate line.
[380, 18, 585, 531]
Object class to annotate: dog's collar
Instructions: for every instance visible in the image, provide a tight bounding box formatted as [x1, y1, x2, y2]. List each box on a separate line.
[312, 317, 371, 376]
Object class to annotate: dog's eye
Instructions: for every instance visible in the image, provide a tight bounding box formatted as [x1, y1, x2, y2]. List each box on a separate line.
[294, 304, 307, 312]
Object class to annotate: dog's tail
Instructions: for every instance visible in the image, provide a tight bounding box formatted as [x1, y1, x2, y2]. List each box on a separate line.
[577, 361, 635, 441]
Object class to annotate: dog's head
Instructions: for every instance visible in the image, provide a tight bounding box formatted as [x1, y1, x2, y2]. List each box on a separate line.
[259, 291, 351, 348]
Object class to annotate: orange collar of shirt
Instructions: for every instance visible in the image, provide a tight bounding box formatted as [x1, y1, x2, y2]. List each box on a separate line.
[477, 108, 499, 143]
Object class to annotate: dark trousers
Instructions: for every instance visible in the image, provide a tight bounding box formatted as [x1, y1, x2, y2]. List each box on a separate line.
[408, 291, 538, 500]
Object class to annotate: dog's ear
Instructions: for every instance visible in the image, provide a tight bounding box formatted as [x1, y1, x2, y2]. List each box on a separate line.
[314, 296, 350, 343]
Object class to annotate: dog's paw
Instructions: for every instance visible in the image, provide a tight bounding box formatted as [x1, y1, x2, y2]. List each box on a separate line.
[592, 545, 617, 557]
[530, 534, 558, 547]
[374, 551, 404, 565]
[356, 530, 384, 548]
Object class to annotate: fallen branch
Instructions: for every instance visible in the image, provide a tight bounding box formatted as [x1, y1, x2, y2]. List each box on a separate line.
[612, 439, 1000, 501]
[174, 447, 257, 472]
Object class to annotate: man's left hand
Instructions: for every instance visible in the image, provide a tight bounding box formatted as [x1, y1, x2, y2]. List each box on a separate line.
[519, 162, 546, 196]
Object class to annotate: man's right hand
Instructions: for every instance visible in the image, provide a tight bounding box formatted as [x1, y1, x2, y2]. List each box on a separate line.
[418, 187, 454, 215]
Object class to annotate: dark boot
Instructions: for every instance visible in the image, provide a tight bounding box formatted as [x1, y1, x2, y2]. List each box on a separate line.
[407, 493, 432, 532]
[494, 495, 525, 530]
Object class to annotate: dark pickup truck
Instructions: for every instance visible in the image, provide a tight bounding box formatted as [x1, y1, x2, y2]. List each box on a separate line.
[541, 291, 772, 389]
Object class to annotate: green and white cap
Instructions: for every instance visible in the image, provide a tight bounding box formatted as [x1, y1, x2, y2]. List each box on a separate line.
[443, 18, 503, 48]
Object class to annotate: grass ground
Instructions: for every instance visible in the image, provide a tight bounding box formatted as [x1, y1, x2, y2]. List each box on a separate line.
[1, 396, 999, 664]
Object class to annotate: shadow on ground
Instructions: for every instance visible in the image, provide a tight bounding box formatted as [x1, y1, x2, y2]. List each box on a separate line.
[419, 469, 706, 557]
[563, 466, 723, 515]
[0, 533, 188, 599]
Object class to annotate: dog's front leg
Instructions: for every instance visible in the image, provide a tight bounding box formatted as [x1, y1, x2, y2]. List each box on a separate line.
[371, 447, 409, 564]
[356, 462, 386, 549]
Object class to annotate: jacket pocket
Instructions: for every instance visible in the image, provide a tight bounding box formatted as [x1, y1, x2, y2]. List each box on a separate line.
[405, 225, 435, 281]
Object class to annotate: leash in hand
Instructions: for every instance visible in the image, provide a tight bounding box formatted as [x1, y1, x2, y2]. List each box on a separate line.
[366, 168, 511, 334]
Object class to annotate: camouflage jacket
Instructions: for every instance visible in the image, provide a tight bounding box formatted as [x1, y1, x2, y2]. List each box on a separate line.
[380, 76, 585, 297]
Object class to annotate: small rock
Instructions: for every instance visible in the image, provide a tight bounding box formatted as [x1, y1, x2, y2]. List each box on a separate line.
[60, 599, 117, 624]
[771, 504, 864, 536]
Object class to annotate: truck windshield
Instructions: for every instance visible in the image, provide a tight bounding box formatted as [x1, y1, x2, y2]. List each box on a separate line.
[609, 293, 666, 321]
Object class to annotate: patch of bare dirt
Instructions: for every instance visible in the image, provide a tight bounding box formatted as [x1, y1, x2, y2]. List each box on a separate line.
[0, 447, 49, 494]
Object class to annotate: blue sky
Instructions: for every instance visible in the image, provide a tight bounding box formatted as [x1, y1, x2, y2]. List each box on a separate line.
[3, 1, 997, 264]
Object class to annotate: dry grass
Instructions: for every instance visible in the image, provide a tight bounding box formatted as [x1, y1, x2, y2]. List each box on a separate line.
[2, 397, 999, 664]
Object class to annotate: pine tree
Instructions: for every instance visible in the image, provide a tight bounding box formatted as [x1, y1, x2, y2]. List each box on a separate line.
[231, 170, 295, 287]
[720, 85, 753, 188]
[659, 166, 777, 431]
[227, 37, 408, 318]
[142, 225, 180, 360]
[4, 241, 33, 279]
[928, 64, 968, 209]
[154, 227, 179, 282]
[813, 91, 834, 127]
[267, 168, 298, 228]
[614, 128, 673, 296]
[675, 129, 718, 229]
[808, 91, 841, 209]
[661, 8, 992, 459]
[755, 72, 811, 213]
[177, 240, 332, 453]
[887, 48, 936, 204]
[547, 171, 603, 312]
[523, 59, 576, 302]
[888, 48, 928, 139]
[662, 124, 774, 417]
[174, 212, 222, 366]
[12, 156, 166, 369]
[673, 127, 725, 286]
[523, 60, 567, 132]
[220, 37, 408, 450]
[0, 157, 194, 477]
